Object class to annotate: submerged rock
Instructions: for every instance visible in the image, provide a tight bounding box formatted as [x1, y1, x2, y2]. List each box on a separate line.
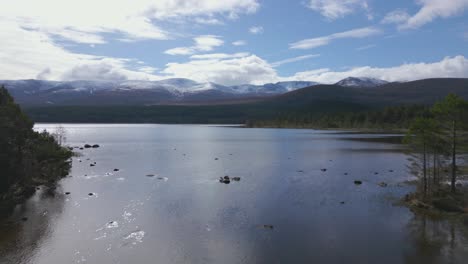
[88, 193, 94, 196]
[113, 169, 119, 172]
[378, 182, 388, 187]
[321, 169, 327, 172]
[146, 174, 155, 177]
[231, 177, 241, 181]
[90, 164, 95, 167]
[21, 217, 28, 221]
[65, 192, 71, 195]
[354, 180, 363, 185]
[262, 225, 274, 230]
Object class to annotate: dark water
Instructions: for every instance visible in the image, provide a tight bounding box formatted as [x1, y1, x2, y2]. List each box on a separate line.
[1, 124, 467, 264]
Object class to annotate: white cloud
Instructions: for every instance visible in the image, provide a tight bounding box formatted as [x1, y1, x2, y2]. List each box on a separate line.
[249, 26, 264, 34]
[165, 47, 196, 56]
[381, 9, 410, 24]
[290, 27, 381, 49]
[165, 35, 224, 55]
[162, 54, 278, 85]
[307, 0, 370, 20]
[282, 56, 468, 84]
[232, 40, 247, 46]
[271, 54, 320, 67]
[386, 0, 468, 29]
[0, 0, 260, 44]
[0, 21, 162, 81]
[190, 53, 250, 60]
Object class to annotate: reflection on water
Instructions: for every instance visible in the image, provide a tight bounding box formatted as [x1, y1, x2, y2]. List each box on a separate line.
[0, 188, 65, 263]
[0, 125, 467, 264]
[404, 214, 468, 264]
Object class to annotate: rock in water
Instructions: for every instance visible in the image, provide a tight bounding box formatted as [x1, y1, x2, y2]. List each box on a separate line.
[113, 169, 119, 172]
[354, 180, 363, 185]
[378, 182, 388, 187]
[84, 144, 92, 148]
[92, 144, 100, 148]
[231, 177, 241, 181]
[219, 176, 230, 184]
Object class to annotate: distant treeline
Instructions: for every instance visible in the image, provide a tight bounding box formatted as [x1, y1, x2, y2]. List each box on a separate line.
[247, 105, 431, 129]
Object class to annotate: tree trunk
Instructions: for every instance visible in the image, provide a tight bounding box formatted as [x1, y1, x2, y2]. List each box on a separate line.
[423, 141, 427, 197]
[451, 120, 456, 193]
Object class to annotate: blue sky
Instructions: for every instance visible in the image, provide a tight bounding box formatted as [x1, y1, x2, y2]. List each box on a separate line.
[1, 0, 467, 85]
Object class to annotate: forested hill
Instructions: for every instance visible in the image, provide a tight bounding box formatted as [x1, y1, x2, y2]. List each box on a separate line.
[22, 78, 468, 125]
[0, 86, 72, 212]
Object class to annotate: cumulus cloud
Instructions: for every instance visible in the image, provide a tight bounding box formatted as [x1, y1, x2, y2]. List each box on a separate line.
[290, 27, 381, 49]
[1, 0, 260, 44]
[282, 56, 468, 84]
[165, 35, 224, 55]
[0, 21, 162, 81]
[307, 0, 371, 20]
[249, 26, 264, 34]
[162, 54, 278, 85]
[271, 54, 320, 67]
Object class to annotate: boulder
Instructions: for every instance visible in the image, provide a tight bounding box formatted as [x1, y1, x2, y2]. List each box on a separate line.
[219, 176, 230, 184]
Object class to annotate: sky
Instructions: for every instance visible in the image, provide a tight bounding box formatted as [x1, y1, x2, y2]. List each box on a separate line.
[0, 0, 467, 85]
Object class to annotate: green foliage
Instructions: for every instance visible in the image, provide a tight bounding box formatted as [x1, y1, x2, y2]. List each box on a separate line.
[405, 94, 468, 196]
[0, 85, 72, 206]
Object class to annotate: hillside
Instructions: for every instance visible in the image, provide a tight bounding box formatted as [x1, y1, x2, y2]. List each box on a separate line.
[22, 78, 468, 124]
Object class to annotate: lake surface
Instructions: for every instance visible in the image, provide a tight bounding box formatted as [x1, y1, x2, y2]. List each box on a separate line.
[1, 124, 467, 264]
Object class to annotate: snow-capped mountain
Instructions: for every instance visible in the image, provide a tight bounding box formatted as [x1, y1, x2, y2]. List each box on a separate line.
[1, 77, 392, 106]
[1, 78, 320, 106]
[335, 77, 388, 88]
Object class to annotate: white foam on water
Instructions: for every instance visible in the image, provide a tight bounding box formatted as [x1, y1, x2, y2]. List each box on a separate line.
[124, 230, 145, 245]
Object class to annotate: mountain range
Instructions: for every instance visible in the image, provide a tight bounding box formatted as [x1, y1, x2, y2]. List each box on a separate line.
[1, 77, 384, 106]
[19, 78, 468, 124]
